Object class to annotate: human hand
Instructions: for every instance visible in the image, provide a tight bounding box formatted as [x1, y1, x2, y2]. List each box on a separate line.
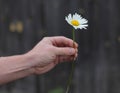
[27, 36, 78, 75]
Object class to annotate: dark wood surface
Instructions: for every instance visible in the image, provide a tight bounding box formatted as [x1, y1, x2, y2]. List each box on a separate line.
[0, 0, 120, 93]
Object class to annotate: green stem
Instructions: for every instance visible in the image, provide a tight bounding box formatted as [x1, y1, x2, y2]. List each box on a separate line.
[65, 29, 76, 93]
[72, 28, 75, 42]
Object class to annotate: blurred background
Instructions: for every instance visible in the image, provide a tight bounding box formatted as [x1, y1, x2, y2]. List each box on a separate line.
[0, 0, 120, 93]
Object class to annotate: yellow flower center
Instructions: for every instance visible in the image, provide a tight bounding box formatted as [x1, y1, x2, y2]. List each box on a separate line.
[71, 20, 80, 26]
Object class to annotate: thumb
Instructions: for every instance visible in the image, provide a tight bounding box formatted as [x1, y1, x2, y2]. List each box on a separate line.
[55, 47, 76, 56]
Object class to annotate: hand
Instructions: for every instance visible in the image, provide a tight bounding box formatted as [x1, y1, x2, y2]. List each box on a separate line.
[27, 36, 78, 75]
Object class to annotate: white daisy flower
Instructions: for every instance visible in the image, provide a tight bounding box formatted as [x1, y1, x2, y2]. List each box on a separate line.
[65, 13, 88, 29]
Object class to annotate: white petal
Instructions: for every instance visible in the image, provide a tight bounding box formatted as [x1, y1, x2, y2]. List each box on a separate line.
[73, 13, 82, 20]
[68, 14, 72, 20]
[73, 26, 78, 29]
[65, 13, 88, 30]
[80, 19, 88, 24]
[65, 15, 72, 25]
[75, 13, 82, 19]
[81, 24, 88, 27]
[78, 25, 88, 29]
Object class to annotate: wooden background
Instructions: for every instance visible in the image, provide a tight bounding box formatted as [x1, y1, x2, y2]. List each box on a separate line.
[0, 0, 120, 93]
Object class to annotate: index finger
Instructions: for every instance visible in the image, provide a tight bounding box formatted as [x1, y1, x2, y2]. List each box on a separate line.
[50, 36, 78, 48]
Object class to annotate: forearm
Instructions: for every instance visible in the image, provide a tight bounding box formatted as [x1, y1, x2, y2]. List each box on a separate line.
[0, 54, 35, 85]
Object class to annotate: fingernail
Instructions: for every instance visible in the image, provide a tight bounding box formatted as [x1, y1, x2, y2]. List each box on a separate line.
[75, 49, 78, 53]
[75, 43, 78, 48]
[70, 48, 75, 55]
[74, 53, 78, 61]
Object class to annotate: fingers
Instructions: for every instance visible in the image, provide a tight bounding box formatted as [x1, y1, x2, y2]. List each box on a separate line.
[59, 56, 74, 63]
[55, 54, 78, 64]
[55, 47, 76, 56]
[50, 36, 78, 48]
[54, 46, 78, 64]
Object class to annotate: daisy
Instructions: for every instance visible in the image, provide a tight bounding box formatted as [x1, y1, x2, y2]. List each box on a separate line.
[65, 13, 88, 29]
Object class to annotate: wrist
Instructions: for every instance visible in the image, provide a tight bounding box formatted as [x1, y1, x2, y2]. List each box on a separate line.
[23, 52, 38, 75]
[15, 54, 36, 76]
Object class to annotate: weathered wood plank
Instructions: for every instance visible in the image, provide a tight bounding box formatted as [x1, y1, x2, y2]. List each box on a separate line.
[0, 0, 120, 93]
